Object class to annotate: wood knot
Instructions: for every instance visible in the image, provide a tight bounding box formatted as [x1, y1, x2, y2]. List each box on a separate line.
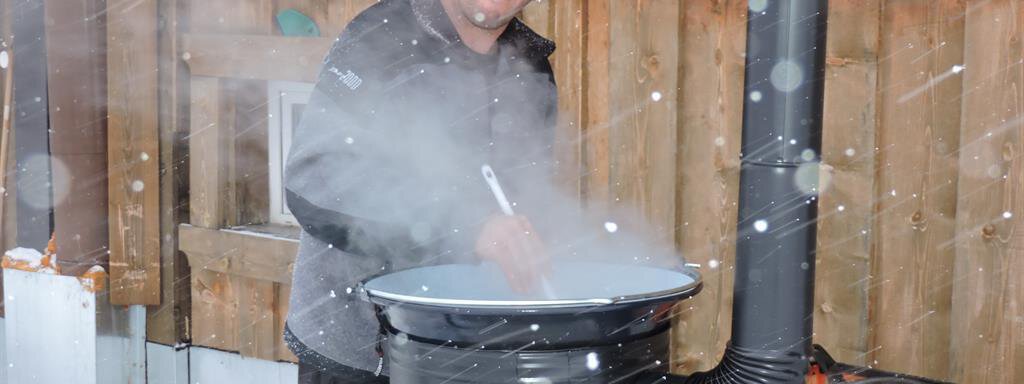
[643, 55, 660, 78]
[982, 224, 997, 240]
[909, 210, 927, 231]
[1003, 142, 1014, 162]
[820, 302, 834, 314]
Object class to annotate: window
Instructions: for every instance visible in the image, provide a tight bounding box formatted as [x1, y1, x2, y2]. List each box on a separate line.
[267, 81, 315, 226]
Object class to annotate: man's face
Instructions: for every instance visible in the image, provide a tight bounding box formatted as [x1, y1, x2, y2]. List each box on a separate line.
[454, 0, 533, 30]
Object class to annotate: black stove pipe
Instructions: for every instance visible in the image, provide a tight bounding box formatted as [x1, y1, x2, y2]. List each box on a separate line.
[687, 1, 828, 383]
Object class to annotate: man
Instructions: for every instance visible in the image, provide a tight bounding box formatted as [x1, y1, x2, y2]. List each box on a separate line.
[283, 0, 557, 382]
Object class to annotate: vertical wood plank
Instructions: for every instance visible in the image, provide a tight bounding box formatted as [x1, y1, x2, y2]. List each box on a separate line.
[45, 0, 109, 276]
[673, 0, 746, 373]
[551, 0, 584, 197]
[191, 269, 239, 351]
[521, 0, 553, 38]
[108, 0, 161, 305]
[951, 1, 1024, 382]
[227, 80, 270, 226]
[148, 0, 193, 346]
[275, 283, 298, 362]
[236, 277, 276, 360]
[608, 0, 680, 243]
[814, 0, 882, 366]
[870, 1, 965, 379]
[583, 0, 611, 207]
[189, 76, 232, 229]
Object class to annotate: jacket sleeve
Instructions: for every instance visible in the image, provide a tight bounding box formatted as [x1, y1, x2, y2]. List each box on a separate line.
[284, 27, 419, 261]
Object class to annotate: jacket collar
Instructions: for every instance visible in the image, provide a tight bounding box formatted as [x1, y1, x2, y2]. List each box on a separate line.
[409, 0, 555, 60]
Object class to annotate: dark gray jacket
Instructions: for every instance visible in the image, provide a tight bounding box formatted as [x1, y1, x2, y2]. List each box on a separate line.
[283, 0, 557, 373]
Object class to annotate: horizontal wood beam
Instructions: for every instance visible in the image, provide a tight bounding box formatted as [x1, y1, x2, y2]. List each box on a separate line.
[182, 34, 332, 82]
[179, 224, 297, 284]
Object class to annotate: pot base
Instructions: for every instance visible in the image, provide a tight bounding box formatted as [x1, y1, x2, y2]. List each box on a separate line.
[386, 329, 670, 384]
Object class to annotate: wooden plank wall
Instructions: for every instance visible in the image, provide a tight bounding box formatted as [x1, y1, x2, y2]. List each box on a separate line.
[523, 1, 1016, 382]
[165, 1, 1024, 382]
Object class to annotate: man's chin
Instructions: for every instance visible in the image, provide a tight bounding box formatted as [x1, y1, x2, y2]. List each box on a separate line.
[467, 13, 515, 30]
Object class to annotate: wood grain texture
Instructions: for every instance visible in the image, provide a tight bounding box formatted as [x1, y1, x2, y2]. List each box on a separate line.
[179, 225, 297, 284]
[870, 1, 965, 379]
[190, 0, 273, 35]
[813, 0, 882, 366]
[191, 269, 239, 351]
[188, 76, 231, 229]
[190, 267, 286, 360]
[551, 0, 585, 198]
[236, 277, 277, 360]
[951, 1, 1024, 382]
[227, 79, 270, 226]
[275, 282, 298, 362]
[673, 0, 746, 373]
[583, 0, 611, 207]
[608, 0, 680, 243]
[107, 0, 161, 305]
[182, 34, 333, 82]
[521, 1, 552, 38]
[148, 0, 192, 346]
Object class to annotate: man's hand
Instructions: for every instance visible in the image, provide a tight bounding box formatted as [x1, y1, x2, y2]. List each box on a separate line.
[475, 214, 551, 293]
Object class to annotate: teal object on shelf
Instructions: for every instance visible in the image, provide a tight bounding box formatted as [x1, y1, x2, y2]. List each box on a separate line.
[276, 9, 320, 37]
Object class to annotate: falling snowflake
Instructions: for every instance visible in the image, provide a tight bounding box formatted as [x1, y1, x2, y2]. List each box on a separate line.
[750, 90, 763, 102]
[586, 352, 600, 371]
[753, 220, 769, 233]
[604, 221, 619, 233]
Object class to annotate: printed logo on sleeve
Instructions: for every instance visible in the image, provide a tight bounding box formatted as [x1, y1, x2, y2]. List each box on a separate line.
[329, 67, 363, 90]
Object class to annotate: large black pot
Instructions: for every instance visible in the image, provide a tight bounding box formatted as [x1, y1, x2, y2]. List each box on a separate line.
[361, 262, 701, 383]
[362, 261, 701, 348]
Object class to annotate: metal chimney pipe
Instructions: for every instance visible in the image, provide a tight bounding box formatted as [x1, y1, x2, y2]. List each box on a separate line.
[687, 1, 828, 383]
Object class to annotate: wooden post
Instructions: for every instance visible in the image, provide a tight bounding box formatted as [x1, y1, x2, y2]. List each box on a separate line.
[107, 0, 161, 305]
[146, 0, 193, 346]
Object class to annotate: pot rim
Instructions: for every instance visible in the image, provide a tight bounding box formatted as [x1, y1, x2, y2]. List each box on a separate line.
[360, 263, 702, 310]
